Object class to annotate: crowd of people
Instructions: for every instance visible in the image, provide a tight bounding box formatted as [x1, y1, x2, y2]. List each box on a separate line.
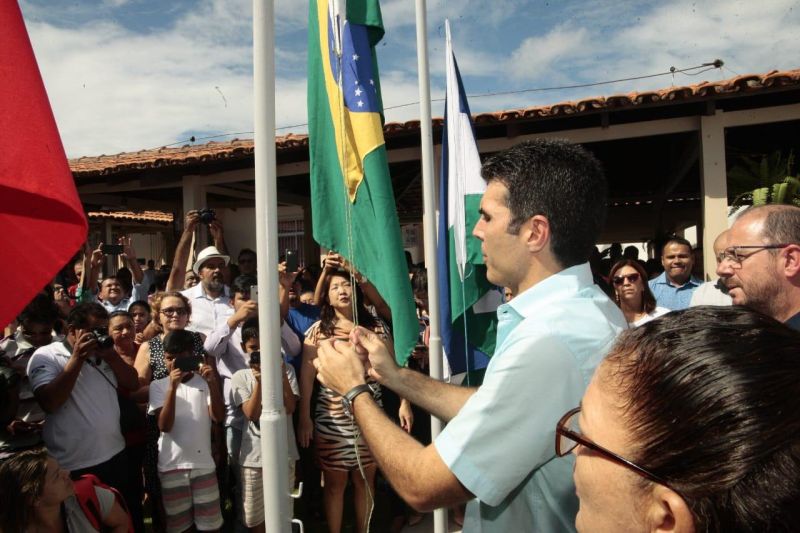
[1, 138, 800, 533]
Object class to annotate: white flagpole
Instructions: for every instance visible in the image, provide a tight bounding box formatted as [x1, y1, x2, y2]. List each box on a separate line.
[414, 1, 448, 531]
[253, 0, 290, 531]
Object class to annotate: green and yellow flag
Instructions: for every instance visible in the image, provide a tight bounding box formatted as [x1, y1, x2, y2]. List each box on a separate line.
[307, 0, 417, 362]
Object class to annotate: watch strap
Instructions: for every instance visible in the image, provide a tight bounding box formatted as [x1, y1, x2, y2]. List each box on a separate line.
[342, 383, 372, 417]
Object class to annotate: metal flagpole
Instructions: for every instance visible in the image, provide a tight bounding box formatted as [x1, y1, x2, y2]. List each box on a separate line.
[414, 1, 448, 531]
[253, 0, 290, 531]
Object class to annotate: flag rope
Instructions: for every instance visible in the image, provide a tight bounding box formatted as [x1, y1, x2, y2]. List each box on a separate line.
[331, 8, 374, 532]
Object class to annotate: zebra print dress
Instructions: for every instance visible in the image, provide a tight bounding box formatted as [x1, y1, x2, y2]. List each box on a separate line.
[306, 320, 386, 471]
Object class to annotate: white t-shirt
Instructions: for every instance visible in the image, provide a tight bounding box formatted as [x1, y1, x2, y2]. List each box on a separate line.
[27, 341, 124, 471]
[231, 366, 299, 468]
[630, 306, 671, 327]
[148, 374, 215, 471]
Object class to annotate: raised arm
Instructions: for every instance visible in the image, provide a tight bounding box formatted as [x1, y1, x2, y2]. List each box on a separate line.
[120, 236, 144, 285]
[166, 211, 199, 292]
[207, 220, 230, 286]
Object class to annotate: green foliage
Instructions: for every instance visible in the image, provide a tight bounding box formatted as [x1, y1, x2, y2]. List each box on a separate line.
[728, 150, 799, 214]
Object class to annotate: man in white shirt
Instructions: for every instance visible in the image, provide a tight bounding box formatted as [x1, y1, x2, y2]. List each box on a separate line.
[181, 246, 234, 337]
[27, 302, 142, 530]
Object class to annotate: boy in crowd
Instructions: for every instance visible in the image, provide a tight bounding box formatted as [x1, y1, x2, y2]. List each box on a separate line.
[231, 321, 299, 532]
[149, 330, 225, 532]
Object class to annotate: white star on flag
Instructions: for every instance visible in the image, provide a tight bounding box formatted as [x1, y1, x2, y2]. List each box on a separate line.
[369, 79, 374, 85]
[357, 100, 364, 107]
[353, 53, 359, 61]
[355, 87, 362, 96]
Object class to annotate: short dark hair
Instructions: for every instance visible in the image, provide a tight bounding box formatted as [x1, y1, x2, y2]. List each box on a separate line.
[231, 275, 257, 296]
[661, 236, 692, 255]
[238, 248, 257, 260]
[18, 294, 59, 326]
[241, 318, 259, 345]
[67, 303, 108, 329]
[129, 300, 151, 314]
[411, 268, 428, 294]
[162, 329, 195, 355]
[108, 310, 132, 322]
[480, 139, 607, 268]
[605, 306, 800, 533]
[609, 259, 656, 314]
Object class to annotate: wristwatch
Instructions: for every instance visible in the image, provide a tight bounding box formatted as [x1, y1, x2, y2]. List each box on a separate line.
[341, 383, 373, 418]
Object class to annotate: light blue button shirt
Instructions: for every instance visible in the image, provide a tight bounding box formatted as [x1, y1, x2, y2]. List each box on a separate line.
[648, 272, 701, 311]
[434, 263, 626, 532]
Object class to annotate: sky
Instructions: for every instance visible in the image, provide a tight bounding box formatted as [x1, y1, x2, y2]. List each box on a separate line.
[18, 0, 800, 158]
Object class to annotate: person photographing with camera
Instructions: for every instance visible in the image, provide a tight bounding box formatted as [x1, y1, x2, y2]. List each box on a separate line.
[26, 302, 142, 529]
[148, 329, 225, 532]
[231, 321, 300, 532]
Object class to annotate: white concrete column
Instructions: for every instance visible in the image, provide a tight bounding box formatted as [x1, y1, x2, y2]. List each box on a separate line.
[182, 175, 207, 255]
[699, 111, 728, 280]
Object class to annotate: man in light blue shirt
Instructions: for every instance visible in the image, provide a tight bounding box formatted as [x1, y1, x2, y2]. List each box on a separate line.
[648, 237, 702, 310]
[312, 139, 626, 532]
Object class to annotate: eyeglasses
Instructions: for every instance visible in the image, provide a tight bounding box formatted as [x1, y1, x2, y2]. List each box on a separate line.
[160, 307, 188, 316]
[611, 273, 640, 286]
[555, 407, 675, 490]
[716, 244, 795, 267]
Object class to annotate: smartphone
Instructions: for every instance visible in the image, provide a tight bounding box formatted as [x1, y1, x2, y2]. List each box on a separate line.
[101, 244, 124, 255]
[175, 356, 202, 372]
[285, 249, 299, 272]
[250, 284, 258, 303]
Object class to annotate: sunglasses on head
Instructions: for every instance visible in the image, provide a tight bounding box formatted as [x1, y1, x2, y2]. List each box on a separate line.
[612, 273, 640, 286]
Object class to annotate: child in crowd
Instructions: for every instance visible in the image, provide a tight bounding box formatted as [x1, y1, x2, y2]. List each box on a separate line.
[231, 322, 299, 532]
[148, 330, 225, 533]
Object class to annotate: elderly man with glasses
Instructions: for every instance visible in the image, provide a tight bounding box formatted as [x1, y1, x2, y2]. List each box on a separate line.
[717, 204, 800, 330]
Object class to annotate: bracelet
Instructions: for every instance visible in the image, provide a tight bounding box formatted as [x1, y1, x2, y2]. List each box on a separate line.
[341, 383, 372, 419]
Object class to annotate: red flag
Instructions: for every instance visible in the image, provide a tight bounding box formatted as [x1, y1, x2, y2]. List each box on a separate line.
[0, 1, 87, 327]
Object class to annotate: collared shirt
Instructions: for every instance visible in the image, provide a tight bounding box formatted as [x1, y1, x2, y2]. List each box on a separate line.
[27, 341, 124, 471]
[181, 283, 234, 337]
[689, 280, 732, 307]
[96, 282, 150, 313]
[434, 263, 627, 532]
[648, 272, 702, 311]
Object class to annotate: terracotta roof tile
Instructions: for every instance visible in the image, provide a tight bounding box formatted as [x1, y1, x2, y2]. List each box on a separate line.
[70, 68, 800, 177]
[87, 210, 174, 224]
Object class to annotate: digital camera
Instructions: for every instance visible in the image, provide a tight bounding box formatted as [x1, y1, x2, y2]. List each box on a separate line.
[90, 328, 114, 350]
[197, 208, 216, 224]
[175, 356, 202, 372]
[248, 351, 260, 366]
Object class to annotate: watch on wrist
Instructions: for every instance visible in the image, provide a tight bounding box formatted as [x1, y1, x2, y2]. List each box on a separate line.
[341, 383, 372, 418]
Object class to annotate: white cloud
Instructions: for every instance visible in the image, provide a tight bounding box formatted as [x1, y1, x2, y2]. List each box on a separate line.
[18, 0, 800, 159]
[508, 25, 589, 81]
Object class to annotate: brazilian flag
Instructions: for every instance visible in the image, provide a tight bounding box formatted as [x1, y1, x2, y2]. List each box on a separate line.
[307, 0, 417, 363]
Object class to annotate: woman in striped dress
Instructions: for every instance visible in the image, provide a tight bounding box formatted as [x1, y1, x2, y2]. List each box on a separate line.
[298, 269, 401, 533]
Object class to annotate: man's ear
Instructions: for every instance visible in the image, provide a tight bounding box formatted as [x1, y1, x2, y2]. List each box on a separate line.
[781, 244, 800, 280]
[524, 215, 550, 253]
[647, 485, 695, 533]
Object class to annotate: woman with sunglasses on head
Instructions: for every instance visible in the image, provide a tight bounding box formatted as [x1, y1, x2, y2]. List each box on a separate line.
[133, 291, 206, 532]
[609, 260, 669, 327]
[555, 306, 800, 533]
